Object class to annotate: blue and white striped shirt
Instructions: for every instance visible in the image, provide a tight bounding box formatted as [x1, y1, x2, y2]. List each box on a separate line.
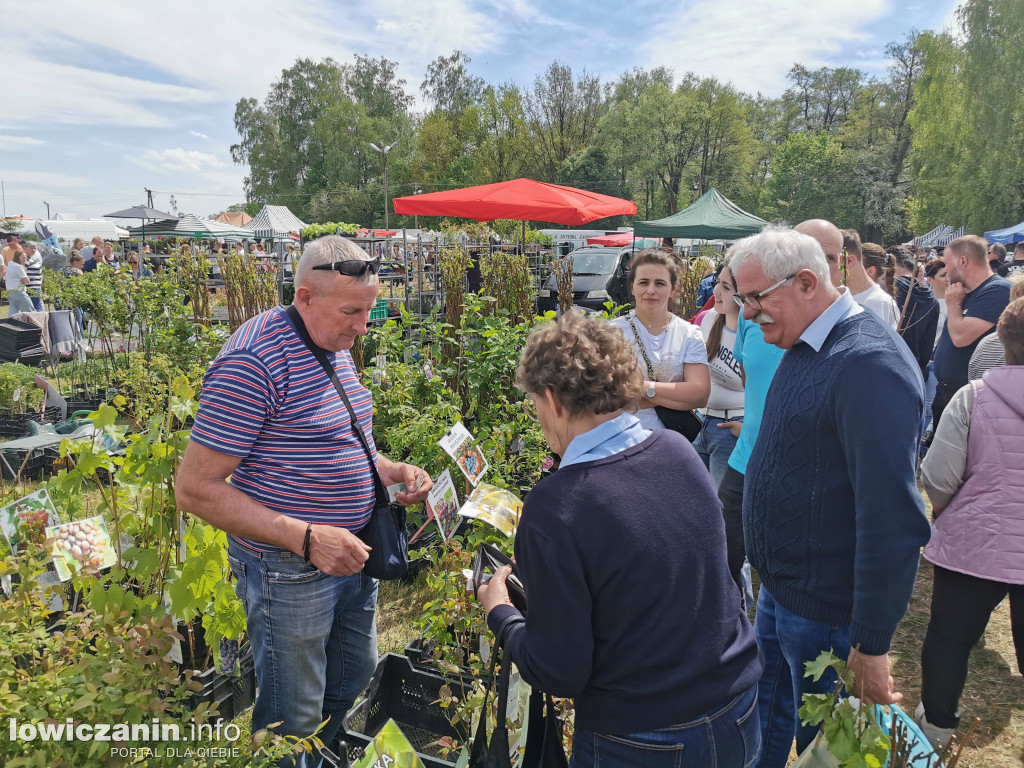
[190, 306, 377, 552]
[26, 253, 43, 294]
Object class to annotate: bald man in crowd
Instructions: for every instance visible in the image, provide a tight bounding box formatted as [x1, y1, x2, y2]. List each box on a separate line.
[796, 219, 846, 288]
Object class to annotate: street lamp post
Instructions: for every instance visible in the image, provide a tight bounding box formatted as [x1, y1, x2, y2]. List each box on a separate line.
[44, 201, 51, 219]
[369, 141, 399, 231]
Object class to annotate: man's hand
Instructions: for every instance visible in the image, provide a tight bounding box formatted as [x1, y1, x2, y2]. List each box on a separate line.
[378, 459, 433, 506]
[945, 281, 966, 309]
[308, 525, 371, 577]
[477, 564, 513, 613]
[718, 420, 742, 438]
[847, 648, 901, 706]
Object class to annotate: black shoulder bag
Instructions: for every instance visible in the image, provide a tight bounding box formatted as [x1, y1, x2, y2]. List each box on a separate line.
[471, 618, 569, 768]
[626, 315, 703, 441]
[285, 305, 409, 580]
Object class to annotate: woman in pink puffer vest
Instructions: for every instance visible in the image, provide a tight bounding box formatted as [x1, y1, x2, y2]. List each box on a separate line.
[917, 296, 1024, 750]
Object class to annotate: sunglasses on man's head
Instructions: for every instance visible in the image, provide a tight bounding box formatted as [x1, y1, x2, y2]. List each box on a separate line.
[312, 256, 381, 277]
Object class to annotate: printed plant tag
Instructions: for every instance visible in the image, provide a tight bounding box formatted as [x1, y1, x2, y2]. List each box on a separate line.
[426, 469, 459, 543]
[438, 422, 489, 486]
[1, 489, 62, 556]
[47, 516, 118, 581]
[457, 484, 523, 537]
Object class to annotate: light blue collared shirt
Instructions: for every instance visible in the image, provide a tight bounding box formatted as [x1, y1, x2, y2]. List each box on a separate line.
[559, 412, 651, 469]
[798, 287, 863, 352]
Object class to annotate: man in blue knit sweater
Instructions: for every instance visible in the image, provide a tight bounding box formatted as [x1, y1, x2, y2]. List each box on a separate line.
[730, 227, 931, 767]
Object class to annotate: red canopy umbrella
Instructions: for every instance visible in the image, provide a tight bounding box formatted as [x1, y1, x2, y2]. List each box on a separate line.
[391, 178, 636, 225]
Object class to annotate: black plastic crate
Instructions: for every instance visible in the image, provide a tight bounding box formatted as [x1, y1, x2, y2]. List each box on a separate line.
[231, 647, 257, 715]
[0, 446, 54, 481]
[339, 653, 467, 768]
[0, 407, 62, 438]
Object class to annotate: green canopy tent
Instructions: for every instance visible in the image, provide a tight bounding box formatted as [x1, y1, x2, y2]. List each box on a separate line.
[633, 188, 767, 240]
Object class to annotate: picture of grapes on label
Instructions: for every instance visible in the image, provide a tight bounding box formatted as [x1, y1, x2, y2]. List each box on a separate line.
[46, 516, 118, 581]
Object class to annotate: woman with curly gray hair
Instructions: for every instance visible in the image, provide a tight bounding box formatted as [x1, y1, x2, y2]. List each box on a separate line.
[478, 310, 763, 768]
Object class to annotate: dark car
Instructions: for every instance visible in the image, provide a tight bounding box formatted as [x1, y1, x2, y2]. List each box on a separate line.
[537, 246, 632, 313]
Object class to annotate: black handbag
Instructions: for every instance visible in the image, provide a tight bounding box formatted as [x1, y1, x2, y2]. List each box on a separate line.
[469, 640, 515, 768]
[285, 305, 409, 580]
[472, 620, 568, 768]
[626, 315, 703, 441]
[522, 689, 569, 768]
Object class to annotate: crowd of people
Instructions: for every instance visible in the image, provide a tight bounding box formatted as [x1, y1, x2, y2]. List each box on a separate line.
[170, 227, 1022, 767]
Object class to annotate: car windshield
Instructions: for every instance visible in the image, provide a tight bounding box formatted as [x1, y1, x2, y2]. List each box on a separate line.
[565, 250, 618, 275]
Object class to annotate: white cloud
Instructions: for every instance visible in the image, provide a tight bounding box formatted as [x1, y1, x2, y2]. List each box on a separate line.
[189, 130, 210, 140]
[137, 148, 226, 174]
[645, 0, 891, 95]
[0, 50, 215, 127]
[0, 136, 44, 149]
[1, 170, 91, 189]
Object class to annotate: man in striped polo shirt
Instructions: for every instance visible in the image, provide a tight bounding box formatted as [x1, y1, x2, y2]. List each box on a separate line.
[177, 235, 432, 761]
[22, 241, 45, 311]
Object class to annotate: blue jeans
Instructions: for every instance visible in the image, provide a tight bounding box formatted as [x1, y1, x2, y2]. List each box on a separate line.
[227, 541, 378, 763]
[571, 685, 760, 768]
[920, 363, 937, 452]
[752, 587, 850, 768]
[7, 289, 34, 314]
[692, 413, 743, 494]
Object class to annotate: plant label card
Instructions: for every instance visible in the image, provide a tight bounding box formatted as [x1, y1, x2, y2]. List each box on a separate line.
[47, 516, 118, 582]
[457, 484, 523, 537]
[0, 489, 62, 556]
[438, 422, 489, 486]
[426, 469, 460, 543]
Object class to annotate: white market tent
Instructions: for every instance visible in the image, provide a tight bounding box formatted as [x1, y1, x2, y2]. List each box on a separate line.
[244, 204, 307, 240]
[41, 219, 130, 240]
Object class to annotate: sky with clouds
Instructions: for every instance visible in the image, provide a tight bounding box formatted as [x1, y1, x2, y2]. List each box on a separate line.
[1, 0, 960, 225]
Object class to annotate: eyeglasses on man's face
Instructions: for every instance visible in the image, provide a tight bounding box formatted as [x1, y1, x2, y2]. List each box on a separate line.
[732, 273, 797, 313]
[312, 256, 381, 277]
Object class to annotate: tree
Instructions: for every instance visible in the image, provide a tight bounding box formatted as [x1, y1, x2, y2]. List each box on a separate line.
[758, 132, 859, 225]
[475, 84, 531, 182]
[421, 51, 485, 115]
[525, 62, 603, 180]
[341, 54, 414, 120]
[910, 2, 1024, 234]
[783, 65, 864, 133]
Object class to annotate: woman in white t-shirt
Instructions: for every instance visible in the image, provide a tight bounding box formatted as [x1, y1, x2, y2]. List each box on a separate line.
[5, 249, 35, 314]
[693, 263, 745, 492]
[610, 249, 710, 431]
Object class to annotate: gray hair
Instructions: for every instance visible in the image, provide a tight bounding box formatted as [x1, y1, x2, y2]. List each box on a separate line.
[729, 225, 830, 286]
[294, 235, 377, 290]
[22, 241, 36, 251]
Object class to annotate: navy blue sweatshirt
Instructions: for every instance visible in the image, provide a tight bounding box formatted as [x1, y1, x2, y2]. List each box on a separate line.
[894, 276, 939, 379]
[744, 311, 931, 655]
[487, 431, 762, 735]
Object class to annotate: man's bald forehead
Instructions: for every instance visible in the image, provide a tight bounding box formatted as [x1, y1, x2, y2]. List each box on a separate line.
[795, 219, 843, 257]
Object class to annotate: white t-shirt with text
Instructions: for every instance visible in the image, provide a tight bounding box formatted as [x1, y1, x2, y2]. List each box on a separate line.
[699, 310, 745, 413]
